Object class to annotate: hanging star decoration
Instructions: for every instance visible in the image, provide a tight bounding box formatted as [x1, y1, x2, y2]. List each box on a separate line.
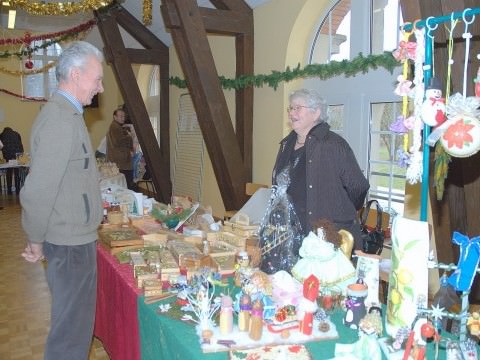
[430, 304, 446, 322]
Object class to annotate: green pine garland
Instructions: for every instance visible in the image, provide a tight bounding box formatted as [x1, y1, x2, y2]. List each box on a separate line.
[169, 52, 400, 90]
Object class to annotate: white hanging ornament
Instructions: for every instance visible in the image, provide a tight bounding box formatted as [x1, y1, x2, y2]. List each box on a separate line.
[420, 77, 446, 127]
[440, 114, 480, 158]
[438, 93, 480, 158]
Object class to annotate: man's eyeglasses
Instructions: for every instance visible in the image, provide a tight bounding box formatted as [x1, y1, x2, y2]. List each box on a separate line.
[286, 105, 312, 113]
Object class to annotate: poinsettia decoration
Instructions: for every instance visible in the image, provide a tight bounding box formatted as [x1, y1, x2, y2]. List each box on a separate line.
[442, 118, 475, 149]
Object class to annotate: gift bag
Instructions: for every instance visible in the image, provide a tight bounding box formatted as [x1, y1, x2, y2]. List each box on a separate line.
[258, 167, 303, 274]
[359, 200, 385, 255]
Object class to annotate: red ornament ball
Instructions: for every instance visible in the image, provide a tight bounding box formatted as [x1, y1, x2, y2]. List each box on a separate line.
[25, 60, 34, 69]
[420, 322, 436, 339]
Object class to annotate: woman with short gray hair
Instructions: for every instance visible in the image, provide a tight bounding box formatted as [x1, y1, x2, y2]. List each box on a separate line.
[268, 88, 369, 265]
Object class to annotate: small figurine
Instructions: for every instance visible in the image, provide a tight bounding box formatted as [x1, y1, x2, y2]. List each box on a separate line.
[298, 274, 320, 335]
[219, 294, 233, 335]
[234, 251, 252, 287]
[237, 293, 251, 332]
[291, 219, 356, 293]
[420, 77, 446, 127]
[343, 283, 368, 330]
[334, 306, 383, 360]
[249, 299, 264, 341]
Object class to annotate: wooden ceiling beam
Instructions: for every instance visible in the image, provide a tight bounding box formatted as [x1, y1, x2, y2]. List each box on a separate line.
[209, 0, 252, 12]
[163, 6, 252, 35]
[162, 0, 250, 210]
[95, 6, 172, 204]
[126, 48, 169, 64]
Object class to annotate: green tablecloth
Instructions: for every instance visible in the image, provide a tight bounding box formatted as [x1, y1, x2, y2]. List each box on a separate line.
[138, 294, 474, 360]
[138, 296, 358, 359]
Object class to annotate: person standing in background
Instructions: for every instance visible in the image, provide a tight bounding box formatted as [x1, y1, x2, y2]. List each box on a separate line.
[0, 126, 24, 194]
[20, 41, 104, 360]
[106, 108, 135, 190]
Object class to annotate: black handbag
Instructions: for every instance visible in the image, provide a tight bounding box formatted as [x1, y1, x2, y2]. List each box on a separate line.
[359, 200, 385, 255]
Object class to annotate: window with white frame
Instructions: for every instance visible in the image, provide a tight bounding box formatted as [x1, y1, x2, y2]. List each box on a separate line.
[305, 0, 404, 217]
[147, 65, 161, 144]
[22, 40, 61, 99]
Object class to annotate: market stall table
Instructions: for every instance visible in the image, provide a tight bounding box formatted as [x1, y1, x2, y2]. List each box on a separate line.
[95, 241, 478, 360]
[94, 244, 142, 360]
[0, 163, 29, 193]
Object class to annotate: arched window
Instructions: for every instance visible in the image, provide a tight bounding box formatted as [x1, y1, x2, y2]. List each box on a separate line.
[305, 0, 404, 217]
[146, 65, 161, 143]
[22, 40, 62, 98]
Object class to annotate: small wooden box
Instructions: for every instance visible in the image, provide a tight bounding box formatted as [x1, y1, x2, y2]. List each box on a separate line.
[210, 254, 237, 275]
[135, 265, 159, 288]
[207, 231, 246, 250]
[130, 252, 146, 269]
[158, 248, 179, 281]
[99, 227, 143, 247]
[167, 239, 203, 263]
[223, 213, 259, 237]
[208, 240, 238, 257]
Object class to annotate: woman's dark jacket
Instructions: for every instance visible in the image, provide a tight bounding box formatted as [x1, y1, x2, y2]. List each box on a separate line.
[272, 122, 370, 249]
[0, 127, 24, 160]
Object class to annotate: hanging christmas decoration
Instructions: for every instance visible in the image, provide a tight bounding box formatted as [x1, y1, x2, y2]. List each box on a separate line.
[0, 61, 56, 76]
[169, 52, 399, 90]
[439, 94, 480, 158]
[390, 26, 415, 154]
[143, 0, 152, 26]
[429, 18, 458, 200]
[10, 0, 112, 16]
[0, 88, 46, 102]
[0, 19, 96, 59]
[405, 26, 425, 185]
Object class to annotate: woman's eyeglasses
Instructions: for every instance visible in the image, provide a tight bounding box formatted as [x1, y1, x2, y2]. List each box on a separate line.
[286, 105, 312, 113]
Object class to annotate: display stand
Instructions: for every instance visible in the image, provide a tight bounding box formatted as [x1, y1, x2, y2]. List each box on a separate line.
[403, 7, 480, 221]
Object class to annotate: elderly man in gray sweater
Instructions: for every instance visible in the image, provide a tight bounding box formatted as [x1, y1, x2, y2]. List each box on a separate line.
[20, 41, 104, 360]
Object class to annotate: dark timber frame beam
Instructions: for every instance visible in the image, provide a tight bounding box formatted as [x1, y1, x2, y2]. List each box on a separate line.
[161, 0, 253, 211]
[95, 4, 172, 203]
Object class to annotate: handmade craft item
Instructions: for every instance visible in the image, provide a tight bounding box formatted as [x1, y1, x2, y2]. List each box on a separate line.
[270, 270, 302, 308]
[219, 295, 233, 335]
[238, 293, 251, 332]
[343, 283, 368, 330]
[447, 232, 480, 292]
[335, 310, 383, 360]
[234, 250, 252, 287]
[420, 77, 446, 127]
[355, 252, 381, 308]
[298, 274, 320, 335]
[249, 299, 264, 341]
[385, 217, 429, 338]
[291, 227, 355, 293]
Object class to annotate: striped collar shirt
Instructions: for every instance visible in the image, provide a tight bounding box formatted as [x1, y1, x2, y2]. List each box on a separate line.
[56, 89, 84, 114]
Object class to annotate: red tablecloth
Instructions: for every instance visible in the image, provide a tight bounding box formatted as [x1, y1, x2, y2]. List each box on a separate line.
[94, 244, 142, 360]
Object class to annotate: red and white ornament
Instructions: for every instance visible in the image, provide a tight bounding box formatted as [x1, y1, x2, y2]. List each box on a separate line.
[440, 114, 480, 158]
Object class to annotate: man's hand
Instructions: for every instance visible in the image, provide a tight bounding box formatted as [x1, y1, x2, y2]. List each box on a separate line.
[22, 242, 44, 263]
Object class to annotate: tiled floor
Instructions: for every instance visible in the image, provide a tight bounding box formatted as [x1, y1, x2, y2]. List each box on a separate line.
[0, 194, 110, 359]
